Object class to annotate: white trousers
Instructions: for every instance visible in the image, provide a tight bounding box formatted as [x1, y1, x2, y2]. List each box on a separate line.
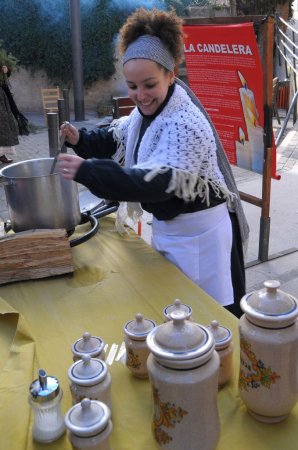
[151, 203, 233, 306]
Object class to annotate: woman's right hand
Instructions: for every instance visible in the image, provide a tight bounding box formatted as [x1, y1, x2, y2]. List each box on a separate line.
[60, 122, 80, 146]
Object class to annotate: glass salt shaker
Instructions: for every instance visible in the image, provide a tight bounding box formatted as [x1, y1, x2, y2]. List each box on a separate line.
[28, 369, 65, 443]
[65, 398, 112, 450]
[72, 331, 105, 362]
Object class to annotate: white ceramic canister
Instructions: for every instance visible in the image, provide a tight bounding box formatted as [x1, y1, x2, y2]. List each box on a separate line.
[65, 398, 112, 450]
[207, 320, 234, 388]
[68, 354, 112, 410]
[146, 310, 220, 450]
[72, 332, 105, 362]
[124, 313, 156, 379]
[163, 298, 193, 322]
[28, 369, 65, 443]
[239, 280, 298, 423]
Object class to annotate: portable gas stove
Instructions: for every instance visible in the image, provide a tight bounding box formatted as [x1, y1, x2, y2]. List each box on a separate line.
[3, 190, 118, 247]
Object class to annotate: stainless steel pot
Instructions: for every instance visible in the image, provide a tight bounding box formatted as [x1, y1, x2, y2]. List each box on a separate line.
[0, 158, 81, 232]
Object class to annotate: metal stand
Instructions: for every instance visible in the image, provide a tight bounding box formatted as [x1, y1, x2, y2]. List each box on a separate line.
[47, 113, 59, 157]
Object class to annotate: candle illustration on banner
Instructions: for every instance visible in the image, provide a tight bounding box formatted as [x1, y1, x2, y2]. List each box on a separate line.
[238, 71, 264, 173]
[235, 127, 251, 170]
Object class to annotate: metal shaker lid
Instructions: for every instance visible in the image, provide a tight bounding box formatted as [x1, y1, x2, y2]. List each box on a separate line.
[29, 369, 60, 403]
[65, 398, 111, 437]
[207, 320, 232, 350]
[72, 332, 105, 357]
[241, 280, 298, 327]
[124, 313, 156, 340]
[68, 354, 108, 386]
[163, 299, 192, 320]
[147, 310, 214, 368]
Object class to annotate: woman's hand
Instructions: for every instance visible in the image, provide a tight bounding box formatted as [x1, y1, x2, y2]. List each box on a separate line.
[58, 154, 84, 180]
[60, 122, 80, 146]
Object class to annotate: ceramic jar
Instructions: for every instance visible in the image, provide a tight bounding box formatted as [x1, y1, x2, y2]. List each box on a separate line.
[68, 354, 112, 410]
[72, 332, 105, 362]
[238, 280, 298, 423]
[124, 313, 156, 378]
[29, 369, 65, 443]
[146, 310, 220, 450]
[65, 398, 112, 450]
[207, 320, 234, 388]
[163, 298, 193, 322]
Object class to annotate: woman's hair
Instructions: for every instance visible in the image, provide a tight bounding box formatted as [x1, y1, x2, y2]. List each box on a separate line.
[118, 8, 184, 64]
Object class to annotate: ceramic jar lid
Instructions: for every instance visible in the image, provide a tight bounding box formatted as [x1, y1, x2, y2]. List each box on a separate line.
[163, 299, 192, 320]
[124, 313, 156, 341]
[147, 310, 214, 369]
[72, 332, 105, 358]
[68, 354, 108, 386]
[29, 369, 60, 403]
[207, 320, 232, 350]
[65, 398, 111, 437]
[241, 280, 298, 328]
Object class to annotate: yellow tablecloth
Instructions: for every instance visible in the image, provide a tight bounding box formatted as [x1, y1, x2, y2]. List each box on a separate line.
[0, 216, 297, 450]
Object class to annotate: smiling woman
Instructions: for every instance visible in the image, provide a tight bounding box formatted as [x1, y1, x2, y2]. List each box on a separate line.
[58, 7, 249, 318]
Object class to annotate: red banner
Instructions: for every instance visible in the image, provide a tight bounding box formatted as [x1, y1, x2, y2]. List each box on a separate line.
[183, 23, 278, 179]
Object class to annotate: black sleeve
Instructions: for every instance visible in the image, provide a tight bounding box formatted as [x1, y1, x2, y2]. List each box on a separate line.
[66, 126, 117, 160]
[74, 158, 174, 202]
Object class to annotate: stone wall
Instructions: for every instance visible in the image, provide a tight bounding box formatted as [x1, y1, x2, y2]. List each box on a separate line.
[10, 53, 128, 114]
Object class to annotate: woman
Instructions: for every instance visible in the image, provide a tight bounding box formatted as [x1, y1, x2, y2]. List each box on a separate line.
[0, 65, 18, 163]
[59, 8, 249, 317]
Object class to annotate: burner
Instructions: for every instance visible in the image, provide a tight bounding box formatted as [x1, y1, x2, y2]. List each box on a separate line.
[3, 203, 118, 247]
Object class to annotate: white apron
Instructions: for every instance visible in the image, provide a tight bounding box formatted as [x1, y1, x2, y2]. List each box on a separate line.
[151, 202, 233, 306]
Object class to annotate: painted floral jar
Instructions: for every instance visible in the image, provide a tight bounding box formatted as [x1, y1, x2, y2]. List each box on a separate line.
[239, 280, 298, 423]
[65, 398, 112, 450]
[124, 313, 156, 378]
[146, 310, 220, 450]
[163, 298, 193, 322]
[68, 354, 112, 410]
[207, 320, 234, 388]
[72, 332, 105, 362]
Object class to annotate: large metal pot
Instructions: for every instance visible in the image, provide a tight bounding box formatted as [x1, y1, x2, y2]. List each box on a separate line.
[0, 158, 81, 232]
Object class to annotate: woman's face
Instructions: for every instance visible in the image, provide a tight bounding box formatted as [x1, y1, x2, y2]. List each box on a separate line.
[123, 59, 174, 115]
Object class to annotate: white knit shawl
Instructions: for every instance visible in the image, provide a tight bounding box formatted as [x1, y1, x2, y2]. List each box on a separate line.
[110, 83, 234, 233]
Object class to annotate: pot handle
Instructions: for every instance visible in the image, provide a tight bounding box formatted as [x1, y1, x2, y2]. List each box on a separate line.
[0, 176, 15, 186]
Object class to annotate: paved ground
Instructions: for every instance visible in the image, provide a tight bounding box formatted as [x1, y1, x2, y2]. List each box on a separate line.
[1, 110, 298, 299]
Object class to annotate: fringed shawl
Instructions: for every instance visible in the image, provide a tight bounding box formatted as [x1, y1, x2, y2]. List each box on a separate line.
[109, 83, 243, 232]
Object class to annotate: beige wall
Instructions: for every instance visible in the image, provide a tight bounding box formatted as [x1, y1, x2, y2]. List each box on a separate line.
[9, 55, 128, 114]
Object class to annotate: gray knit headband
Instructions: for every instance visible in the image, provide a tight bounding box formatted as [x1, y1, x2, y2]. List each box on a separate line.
[123, 35, 175, 72]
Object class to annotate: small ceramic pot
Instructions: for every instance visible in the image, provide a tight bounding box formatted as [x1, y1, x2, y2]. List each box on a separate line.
[124, 313, 156, 379]
[163, 299, 193, 322]
[207, 320, 234, 388]
[68, 354, 112, 410]
[72, 332, 105, 362]
[239, 280, 298, 423]
[65, 398, 112, 450]
[146, 310, 220, 450]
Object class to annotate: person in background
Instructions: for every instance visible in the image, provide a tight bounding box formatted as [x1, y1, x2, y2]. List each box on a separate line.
[59, 8, 249, 318]
[0, 65, 18, 163]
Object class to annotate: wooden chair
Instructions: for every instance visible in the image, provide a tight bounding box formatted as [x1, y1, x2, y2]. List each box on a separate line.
[112, 96, 135, 119]
[41, 86, 60, 123]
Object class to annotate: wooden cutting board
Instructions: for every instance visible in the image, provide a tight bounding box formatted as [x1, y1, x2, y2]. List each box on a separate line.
[0, 229, 74, 285]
